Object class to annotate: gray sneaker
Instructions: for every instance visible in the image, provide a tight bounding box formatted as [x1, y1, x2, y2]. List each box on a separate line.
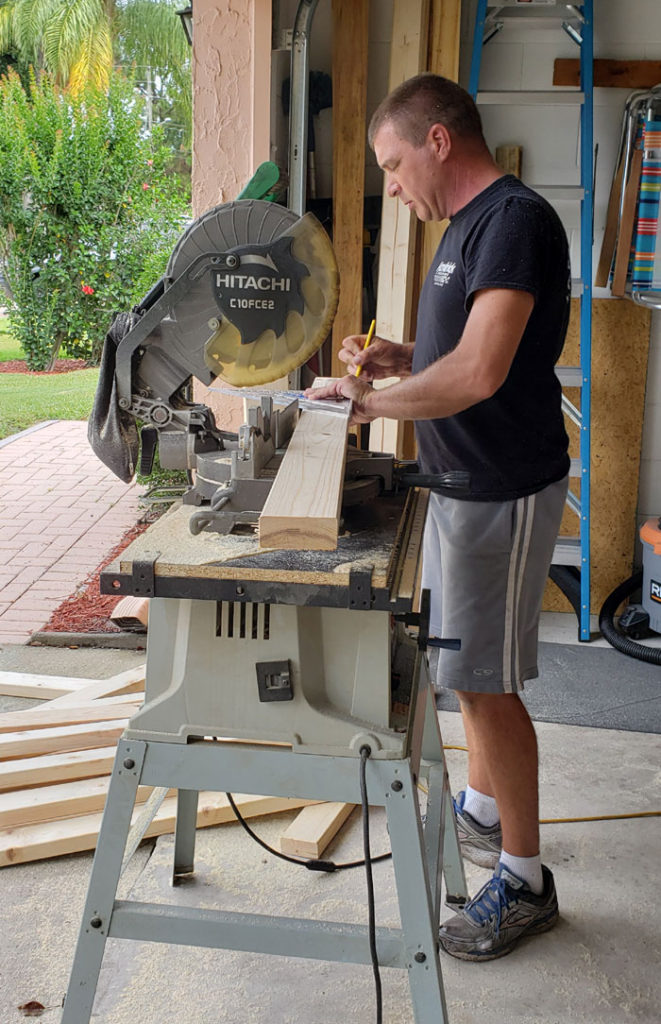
[453, 790, 502, 869]
[439, 862, 559, 961]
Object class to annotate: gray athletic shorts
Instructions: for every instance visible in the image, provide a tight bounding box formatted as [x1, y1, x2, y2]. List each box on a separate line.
[422, 476, 568, 695]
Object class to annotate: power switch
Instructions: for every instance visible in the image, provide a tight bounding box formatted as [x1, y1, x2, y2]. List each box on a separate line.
[256, 660, 293, 702]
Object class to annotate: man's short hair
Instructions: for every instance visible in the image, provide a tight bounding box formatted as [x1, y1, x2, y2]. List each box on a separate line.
[368, 73, 484, 148]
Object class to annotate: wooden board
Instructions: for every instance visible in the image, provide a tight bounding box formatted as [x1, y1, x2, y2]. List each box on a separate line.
[0, 777, 166, 829]
[554, 58, 661, 90]
[258, 406, 350, 550]
[495, 145, 522, 178]
[47, 666, 145, 707]
[279, 801, 356, 858]
[544, 299, 652, 613]
[0, 703, 139, 734]
[0, 746, 118, 793]
[611, 146, 643, 297]
[0, 720, 128, 761]
[595, 150, 626, 288]
[369, 0, 430, 459]
[331, 0, 369, 378]
[0, 672, 102, 701]
[0, 793, 318, 867]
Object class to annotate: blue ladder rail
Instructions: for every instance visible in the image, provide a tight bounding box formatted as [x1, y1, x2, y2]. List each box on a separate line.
[469, 0, 593, 642]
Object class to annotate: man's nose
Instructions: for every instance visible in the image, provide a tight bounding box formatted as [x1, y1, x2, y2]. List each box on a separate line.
[387, 179, 400, 199]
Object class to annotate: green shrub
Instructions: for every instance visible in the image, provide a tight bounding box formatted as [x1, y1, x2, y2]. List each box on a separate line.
[0, 69, 191, 370]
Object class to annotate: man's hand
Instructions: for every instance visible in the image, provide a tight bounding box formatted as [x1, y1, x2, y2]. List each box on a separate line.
[338, 333, 414, 380]
[304, 375, 376, 424]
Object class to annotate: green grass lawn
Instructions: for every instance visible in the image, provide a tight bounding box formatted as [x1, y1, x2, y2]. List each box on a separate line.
[0, 323, 99, 440]
[0, 319, 21, 361]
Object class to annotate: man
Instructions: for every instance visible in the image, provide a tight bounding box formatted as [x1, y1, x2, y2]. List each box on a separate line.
[307, 74, 570, 962]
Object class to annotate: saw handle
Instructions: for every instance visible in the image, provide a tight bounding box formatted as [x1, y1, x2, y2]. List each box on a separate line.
[396, 464, 470, 494]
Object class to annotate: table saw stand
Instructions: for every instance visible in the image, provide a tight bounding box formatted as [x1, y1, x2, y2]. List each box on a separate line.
[62, 494, 468, 1024]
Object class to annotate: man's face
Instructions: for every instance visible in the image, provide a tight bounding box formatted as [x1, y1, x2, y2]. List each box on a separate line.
[373, 119, 448, 222]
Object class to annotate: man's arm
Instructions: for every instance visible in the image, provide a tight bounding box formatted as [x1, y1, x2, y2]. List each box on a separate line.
[307, 288, 534, 423]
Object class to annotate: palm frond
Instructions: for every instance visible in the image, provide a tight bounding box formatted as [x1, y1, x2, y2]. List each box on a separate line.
[114, 0, 190, 71]
[42, 0, 105, 82]
[13, 0, 56, 62]
[68, 19, 112, 94]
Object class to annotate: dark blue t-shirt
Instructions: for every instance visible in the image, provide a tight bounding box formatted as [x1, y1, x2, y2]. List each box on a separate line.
[412, 175, 571, 501]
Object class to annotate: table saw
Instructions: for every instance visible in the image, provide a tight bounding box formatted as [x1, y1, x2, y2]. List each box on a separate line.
[63, 199, 468, 1024]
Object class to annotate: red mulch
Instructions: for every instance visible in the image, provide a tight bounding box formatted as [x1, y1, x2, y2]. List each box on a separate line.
[0, 358, 88, 374]
[43, 520, 152, 634]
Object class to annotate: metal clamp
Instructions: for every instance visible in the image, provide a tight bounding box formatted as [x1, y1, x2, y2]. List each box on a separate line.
[348, 569, 373, 610]
[131, 556, 157, 596]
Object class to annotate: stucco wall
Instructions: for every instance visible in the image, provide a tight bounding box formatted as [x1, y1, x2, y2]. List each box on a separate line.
[192, 0, 271, 217]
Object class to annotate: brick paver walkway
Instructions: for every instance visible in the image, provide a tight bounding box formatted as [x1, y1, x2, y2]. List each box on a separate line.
[0, 420, 144, 644]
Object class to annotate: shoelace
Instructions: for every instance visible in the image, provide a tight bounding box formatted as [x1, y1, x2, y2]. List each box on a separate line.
[464, 875, 514, 931]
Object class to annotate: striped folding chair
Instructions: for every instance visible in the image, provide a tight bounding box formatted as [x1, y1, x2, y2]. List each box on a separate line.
[630, 110, 661, 303]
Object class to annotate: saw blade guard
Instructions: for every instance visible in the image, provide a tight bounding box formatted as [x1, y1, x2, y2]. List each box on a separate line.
[166, 200, 339, 387]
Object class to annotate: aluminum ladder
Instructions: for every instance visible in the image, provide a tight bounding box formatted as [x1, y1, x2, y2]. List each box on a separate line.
[469, 0, 594, 641]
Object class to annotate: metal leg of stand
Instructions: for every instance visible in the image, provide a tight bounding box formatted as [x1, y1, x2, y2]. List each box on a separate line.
[173, 789, 199, 882]
[419, 679, 468, 908]
[441, 784, 467, 908]
[422, 762, 445, 924]
[384, 763, 450, 1024]
[61, 739, 146, 1024]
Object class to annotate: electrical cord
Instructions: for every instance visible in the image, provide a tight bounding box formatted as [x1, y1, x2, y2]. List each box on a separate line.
[359, 744, 382, 1024]
[436, 745, 661, 823]
[227, 742, 659, 1024]
[226, 792, 393, 872]
[228, 745, 384, 1024]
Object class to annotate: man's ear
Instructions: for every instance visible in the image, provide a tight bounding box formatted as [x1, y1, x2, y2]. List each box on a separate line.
[428, 123, 451, 161]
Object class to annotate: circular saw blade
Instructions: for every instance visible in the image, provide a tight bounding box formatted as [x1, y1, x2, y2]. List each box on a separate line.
[166, 200, 339, 387]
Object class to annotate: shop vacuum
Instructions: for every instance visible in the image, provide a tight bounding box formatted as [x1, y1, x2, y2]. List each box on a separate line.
[600, 517, 661, 664]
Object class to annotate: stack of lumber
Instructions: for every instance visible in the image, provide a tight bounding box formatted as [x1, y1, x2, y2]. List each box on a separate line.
[0, 667, 324, 868]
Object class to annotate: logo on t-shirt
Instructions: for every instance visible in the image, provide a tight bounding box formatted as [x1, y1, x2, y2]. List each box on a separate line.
[433, 260, 456, 287]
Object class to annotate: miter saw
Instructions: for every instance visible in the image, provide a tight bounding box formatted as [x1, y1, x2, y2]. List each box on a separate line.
[89, 198, 466, 537]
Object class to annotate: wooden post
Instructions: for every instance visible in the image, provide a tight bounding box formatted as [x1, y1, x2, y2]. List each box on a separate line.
[331, 0, 370, 378]
[369, 0, 430, 457]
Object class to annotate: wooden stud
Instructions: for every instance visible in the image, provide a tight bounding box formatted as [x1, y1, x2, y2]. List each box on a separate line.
[0, 704, 139, 734]
[0, 672, 101, 701]
[279, 802, 356, 858]
[0, 720, 128, 761]
[331, 0, 369, 378]
[47, 666, 145, 707]
[0, 746, 118, 793]
[258, 405, 350, 550]
[0, 793, 318, 867]
[0, 778, 167, 829]
[369, 0, 430, 458]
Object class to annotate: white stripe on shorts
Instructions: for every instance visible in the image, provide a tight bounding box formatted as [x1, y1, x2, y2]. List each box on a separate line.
[502, 492, 536, 692]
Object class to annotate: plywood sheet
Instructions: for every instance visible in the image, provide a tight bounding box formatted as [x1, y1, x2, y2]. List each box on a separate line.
[545, 298, 652, 614]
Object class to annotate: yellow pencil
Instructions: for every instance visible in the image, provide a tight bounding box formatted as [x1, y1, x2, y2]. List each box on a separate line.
[355, 319, 376, 377]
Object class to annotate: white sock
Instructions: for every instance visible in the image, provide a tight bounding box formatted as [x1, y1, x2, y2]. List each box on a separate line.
[499, 851, 543, 895]
[463, 785, 500, 827]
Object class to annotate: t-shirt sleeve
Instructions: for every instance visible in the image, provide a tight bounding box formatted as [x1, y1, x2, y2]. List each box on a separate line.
[463, 197, 553, 310]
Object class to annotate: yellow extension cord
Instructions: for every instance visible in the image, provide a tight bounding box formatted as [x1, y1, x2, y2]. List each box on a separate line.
[439, 745, 661, 824]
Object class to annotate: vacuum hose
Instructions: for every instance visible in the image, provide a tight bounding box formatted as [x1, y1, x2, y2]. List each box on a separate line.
[598, 571, 661, 665]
